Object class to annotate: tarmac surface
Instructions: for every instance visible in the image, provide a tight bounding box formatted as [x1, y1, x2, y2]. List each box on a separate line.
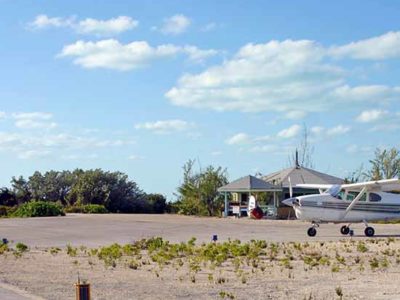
[1, 214, 400, 299]
[1, 214, 400, 248]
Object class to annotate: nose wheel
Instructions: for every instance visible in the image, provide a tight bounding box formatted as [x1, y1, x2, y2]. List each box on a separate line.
[307, 227, 317, 237]
[340, 225, 350, 235]
[307, 222, 319, 237]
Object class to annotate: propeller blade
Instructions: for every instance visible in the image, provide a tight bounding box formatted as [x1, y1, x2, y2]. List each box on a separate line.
[289, 176, 293, 198]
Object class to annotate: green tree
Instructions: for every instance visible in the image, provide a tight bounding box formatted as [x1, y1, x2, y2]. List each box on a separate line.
[11, 176, 31, 204]
[365, 148, 400, 180]
[176, 160, 228, 216]
[0, 188, 17, 206]
[146, 194, 167, 214]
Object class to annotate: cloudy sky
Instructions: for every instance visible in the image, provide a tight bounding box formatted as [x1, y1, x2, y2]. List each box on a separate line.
[1, 0, 400, 198]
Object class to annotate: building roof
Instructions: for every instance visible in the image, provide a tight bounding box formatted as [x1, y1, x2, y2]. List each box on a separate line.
[262, 166, 344, 188]
[218, 175, 281, 192]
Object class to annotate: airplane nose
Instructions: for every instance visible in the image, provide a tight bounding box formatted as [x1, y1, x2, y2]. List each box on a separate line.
[282, 198, 294, 207]
[283, 197, 300, 207]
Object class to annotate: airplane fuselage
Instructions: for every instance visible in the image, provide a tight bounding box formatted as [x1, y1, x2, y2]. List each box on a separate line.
[293, 192, 400, 223]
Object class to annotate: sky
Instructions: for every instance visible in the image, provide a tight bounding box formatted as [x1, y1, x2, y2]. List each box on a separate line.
[0, 0, 400, 199]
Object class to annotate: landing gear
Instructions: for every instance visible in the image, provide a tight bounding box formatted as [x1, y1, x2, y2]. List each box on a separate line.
[307, 227, 317, 237]
[362, 220, 375, 237]
[364, 226, 375, 237]
[307, 222, 319, 237]
[340, 225, 350, 235]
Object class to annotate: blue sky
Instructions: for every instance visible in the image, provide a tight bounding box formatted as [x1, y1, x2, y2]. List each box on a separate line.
[1, 0, 400, 198]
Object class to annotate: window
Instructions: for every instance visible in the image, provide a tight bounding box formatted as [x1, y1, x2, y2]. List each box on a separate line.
[346, 192, 367, 201]
[369, 193, 382, 202]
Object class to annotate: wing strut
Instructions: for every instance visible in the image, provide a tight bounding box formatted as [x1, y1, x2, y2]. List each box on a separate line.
[340, 186, 367, 220]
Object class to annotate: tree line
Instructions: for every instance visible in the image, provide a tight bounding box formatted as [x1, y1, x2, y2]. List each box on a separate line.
[0, 169, 166, 214]
[1, 146, 399, 217]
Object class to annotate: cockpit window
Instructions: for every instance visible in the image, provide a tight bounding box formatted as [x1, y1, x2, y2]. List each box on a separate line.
[326, 185, 341, 197]
[369, 193, 382, 202]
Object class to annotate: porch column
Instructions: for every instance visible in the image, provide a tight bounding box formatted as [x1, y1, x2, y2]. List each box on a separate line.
[224, 192, 228, 217]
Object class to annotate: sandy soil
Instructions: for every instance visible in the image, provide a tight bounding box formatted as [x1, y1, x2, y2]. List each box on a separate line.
[2, 237, 400, 299]
[1, 214, 400, 247]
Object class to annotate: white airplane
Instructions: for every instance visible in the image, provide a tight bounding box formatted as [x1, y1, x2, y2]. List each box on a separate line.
[282, 178, 400, 237]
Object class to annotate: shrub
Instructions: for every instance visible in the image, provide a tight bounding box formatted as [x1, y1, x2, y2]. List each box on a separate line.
[12, 201, 65, 217]
[15, 242, 29, 253]
[65, 204, 108, 214]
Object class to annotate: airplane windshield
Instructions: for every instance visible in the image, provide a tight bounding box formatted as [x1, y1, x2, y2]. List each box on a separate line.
[325, 185, 342, 197]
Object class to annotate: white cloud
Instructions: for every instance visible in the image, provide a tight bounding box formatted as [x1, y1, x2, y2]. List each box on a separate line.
[277, 124, 301, 139]
[0, 112, 6, 119]
[15, 119, 57, 129]
[285, 110, 307, 119]
[311, 125, 350, 137]
[201, 22, 217, 32]
[166, 34, 400, 114]
[160, 14, 191, 35]
[128, 154, 144, 160]
[59, 39, 217, 70]
[12, 112, 57, 129]
[135, 119, 193, 134]
[249, 144, 279, 153]
[182, 46, 218, 63]
[225, 133, 250, 145]
[76, 16, 138, 36]
[29, 14, 74, 29]
[356, 109, 387, 123]
[18, 149, 51, 160]
[346, 144, 372, 154]
[326, 125, 350, 136]
[330, 31, 400, 60]
[29, 14, 138, 36]
[311, 126, 324, 135]
[12, 112, 53, 120]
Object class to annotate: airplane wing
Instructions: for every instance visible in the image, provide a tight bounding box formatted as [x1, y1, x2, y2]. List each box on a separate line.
[296, 184, 333, 190]
[341, 178, 400, 192]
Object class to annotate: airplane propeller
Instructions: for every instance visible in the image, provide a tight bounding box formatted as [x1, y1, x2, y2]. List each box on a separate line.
[283, 177, 298, 207]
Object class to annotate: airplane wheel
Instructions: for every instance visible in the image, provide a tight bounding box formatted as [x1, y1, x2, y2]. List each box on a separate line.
[340, 225, 350, 235]
[364, 227, 375, 237]
[307, 227, 317, 237]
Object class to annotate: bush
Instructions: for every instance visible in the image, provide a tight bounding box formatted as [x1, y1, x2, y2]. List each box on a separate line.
[0, 205, 15, 217]
[64, 204, 108, 214]
[12, 201, 65, 217]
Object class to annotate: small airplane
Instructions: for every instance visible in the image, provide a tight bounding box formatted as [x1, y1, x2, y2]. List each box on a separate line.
[282, 178, 400, 237]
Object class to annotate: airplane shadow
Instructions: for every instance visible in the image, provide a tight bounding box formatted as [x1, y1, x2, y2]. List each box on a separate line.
[372, 234, 400, 238]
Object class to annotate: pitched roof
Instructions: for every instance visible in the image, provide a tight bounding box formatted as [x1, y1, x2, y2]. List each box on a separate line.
[218, 175, 281, 192]
[262, 166, 344, 188]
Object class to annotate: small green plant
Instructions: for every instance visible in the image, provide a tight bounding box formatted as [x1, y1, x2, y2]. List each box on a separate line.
[0, 242, 9, 255]
[335, 286, 343, 299]
[219, 291, 235, 299]
[15, 242, 29, 253]
[357, 242, 368, 253]
[331, 264, 340, 273]
[50, 247, 61, 255]
[66, 244, 78, 257]
[369, 257, 379, 270]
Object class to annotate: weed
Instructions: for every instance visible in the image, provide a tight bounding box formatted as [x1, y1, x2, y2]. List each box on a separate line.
[357, 242, 368, 253]
[369, 257, 379, 270]
[50, 247, 61, 255]
[15, 242, 28, 253]
[66, 244, 78, 257]
[331, 265, 340, 273]
[335, 286, 343, 299]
